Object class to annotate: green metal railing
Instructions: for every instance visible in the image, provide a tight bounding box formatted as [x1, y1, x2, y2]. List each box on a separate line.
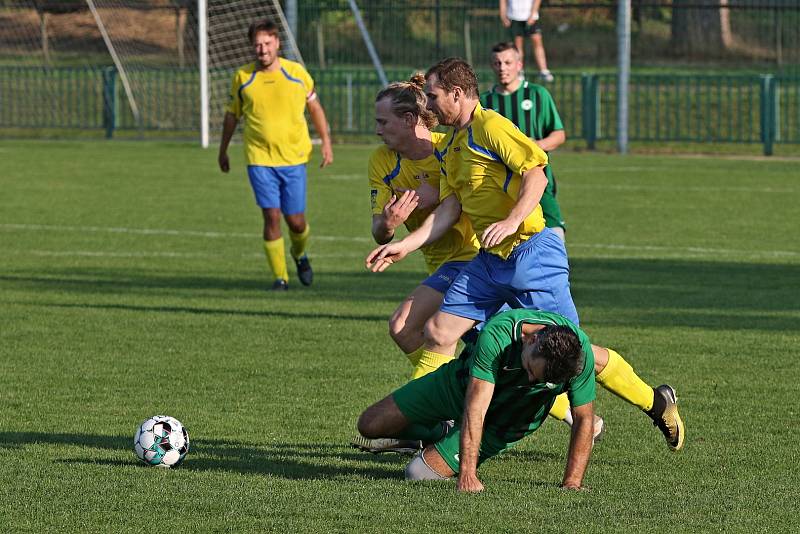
[0, 66, 797, 155]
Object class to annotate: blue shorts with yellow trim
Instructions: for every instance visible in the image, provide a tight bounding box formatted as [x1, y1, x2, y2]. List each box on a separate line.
[421, 261, 470, 294]
[247, 164, 307, 214]
[440, 227, 579, 324]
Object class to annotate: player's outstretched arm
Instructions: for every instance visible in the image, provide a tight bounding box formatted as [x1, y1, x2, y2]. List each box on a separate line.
[365, 194, 461, 272]
[307, 98, 333, 168]
[218, 112, 238, 173]
[481, 166, 548, 248]
[458, 377, 494, 493]
[561, 401, 594, 490]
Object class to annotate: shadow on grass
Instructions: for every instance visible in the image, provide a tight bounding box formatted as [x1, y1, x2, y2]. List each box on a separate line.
[2, 258, 798, 331]
[0, 431, 407, 480]
[23, 301, 388, 323]
[0, 268, 421, 302]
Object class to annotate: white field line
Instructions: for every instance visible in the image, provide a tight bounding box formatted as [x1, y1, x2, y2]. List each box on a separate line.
[8, 249, 366, 259]
[1, 223, 798, 259]
[0, 223, 371, 243]
[563, 183, 796, 194]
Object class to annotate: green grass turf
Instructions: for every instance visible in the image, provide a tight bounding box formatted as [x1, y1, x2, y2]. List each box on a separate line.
[1, 141, 798, 532]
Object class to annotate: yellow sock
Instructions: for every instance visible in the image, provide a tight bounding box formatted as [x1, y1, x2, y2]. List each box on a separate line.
[263, 238, 289, 282]
[289, 224, 310, 259]
[406, 346, 424, 367]
[410, 349, 454, 380]
[596, 349, 655, 411]
[548, 393, 572, 423]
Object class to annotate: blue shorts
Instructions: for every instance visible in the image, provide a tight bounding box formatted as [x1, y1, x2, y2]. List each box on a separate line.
[247, 164, 307, 214]
[440, 227, 579, 324]
[421, 261, 470, 294]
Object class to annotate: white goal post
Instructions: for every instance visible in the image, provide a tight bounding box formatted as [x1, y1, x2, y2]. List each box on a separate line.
[198, 0, 305, 148]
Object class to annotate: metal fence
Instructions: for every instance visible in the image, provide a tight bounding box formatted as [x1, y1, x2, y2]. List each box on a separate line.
[2, 1, 800, 152]
[295, 1, 800, 73]
[2, 65, 796, 154]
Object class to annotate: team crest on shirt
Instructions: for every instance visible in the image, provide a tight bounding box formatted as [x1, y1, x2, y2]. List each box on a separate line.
[370, 189, 378, 209]
[521, 99, 533, 111]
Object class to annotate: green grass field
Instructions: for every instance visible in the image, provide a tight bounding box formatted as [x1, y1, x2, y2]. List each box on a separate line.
[1, 141, 798, 532]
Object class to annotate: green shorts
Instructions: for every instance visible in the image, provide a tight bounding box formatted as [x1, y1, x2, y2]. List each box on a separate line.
[392, 362, 520, 473]
[510, 19, 542, 38]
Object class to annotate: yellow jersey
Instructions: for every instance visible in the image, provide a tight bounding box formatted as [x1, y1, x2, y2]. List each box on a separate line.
[369, 132, 479, 275]
[225, 58, 315, 167]
[438, 104, 549, 259]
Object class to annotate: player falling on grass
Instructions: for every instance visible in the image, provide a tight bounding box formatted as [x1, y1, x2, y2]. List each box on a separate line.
[365, 58, 684, 451]
[358, 309, 596, 492]
[481, 41, 567, 241]
[218, 19, 333, 291]
[352, 76, 604, 455]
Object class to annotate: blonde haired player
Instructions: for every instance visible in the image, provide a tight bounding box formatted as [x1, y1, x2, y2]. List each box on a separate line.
[218, 19, 333, 291]
[366, 58, 684, 452]
[352, 74, 603, 454]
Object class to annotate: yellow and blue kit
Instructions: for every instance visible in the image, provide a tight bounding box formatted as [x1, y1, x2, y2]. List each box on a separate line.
[368, 132, 479, 279]
[436, 104, 578, 324]
[226, 58, 316, 167]
[437, 103, 548, 259]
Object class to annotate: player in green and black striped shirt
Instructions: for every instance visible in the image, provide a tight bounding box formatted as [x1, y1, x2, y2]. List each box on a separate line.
[480, 41, 567, 241]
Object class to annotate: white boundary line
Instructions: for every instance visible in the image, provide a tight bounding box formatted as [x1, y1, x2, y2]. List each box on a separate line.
[1, 223, 798, 259]
[0, 224, 371, 242]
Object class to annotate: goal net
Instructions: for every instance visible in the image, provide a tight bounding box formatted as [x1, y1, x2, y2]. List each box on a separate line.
[202, 0, 304, 146]
[80, 0, 303, 142]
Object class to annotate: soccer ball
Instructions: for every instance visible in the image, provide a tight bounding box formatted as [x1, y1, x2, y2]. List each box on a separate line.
[133, 415, 190, 468]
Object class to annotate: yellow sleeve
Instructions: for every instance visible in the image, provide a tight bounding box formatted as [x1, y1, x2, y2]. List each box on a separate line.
[302, 68, 315, 99]
[225, 70, 242, 118]
[482, 115, 548, 175]
[368, 149, 396, 215]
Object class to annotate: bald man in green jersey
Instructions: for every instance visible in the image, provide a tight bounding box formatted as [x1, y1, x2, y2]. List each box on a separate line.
[480, 41, 566, 241]
[357, 309, 598, 493]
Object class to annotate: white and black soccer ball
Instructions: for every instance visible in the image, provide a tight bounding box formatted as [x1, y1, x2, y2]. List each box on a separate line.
[133, 415, 190, 468]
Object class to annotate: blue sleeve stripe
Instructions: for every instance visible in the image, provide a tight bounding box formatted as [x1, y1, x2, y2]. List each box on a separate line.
[438, 131, 457, 159]
[281, 67, 304, 85]
[503, 168, 513, 192]
[467, 127, 501, 161]
[468, 126, 514, 192]
[382, 153, 402, 185]
[238, 70, 257, 103]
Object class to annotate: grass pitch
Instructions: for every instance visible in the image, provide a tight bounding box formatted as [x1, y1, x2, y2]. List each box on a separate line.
[1, 141, 798, 532]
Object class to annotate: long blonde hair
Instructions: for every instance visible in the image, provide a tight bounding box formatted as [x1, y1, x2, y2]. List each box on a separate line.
[375, 73, 437, 130]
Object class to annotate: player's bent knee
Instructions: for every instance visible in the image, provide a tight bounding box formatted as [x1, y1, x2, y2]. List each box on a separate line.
[356, 409, 381, 439]
[404, 452, 450, 481]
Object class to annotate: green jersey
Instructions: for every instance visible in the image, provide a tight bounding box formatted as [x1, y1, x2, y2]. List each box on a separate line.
[463, 309, 595, 442]
[479, 81, 563, 182]
[391, 309, 595, 469]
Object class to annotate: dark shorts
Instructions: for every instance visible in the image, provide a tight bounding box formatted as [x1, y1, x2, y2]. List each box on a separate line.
[421, 261, 470, 294]
[510, 19, 542, 38]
